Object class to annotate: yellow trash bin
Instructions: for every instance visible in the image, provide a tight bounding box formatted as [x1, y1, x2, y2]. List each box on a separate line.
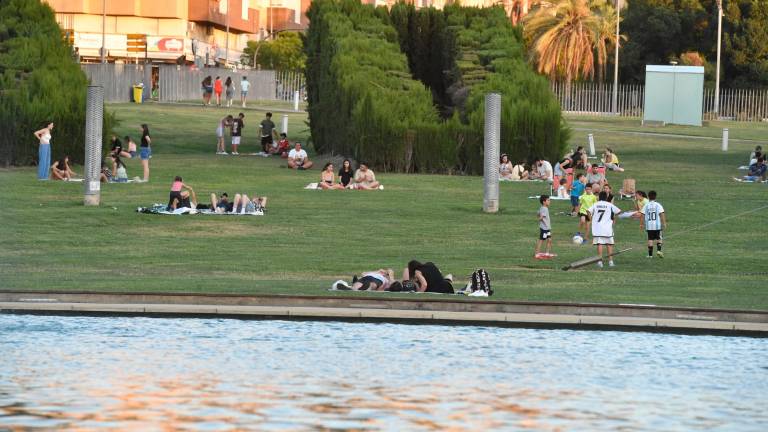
[132, 85, 143, 104]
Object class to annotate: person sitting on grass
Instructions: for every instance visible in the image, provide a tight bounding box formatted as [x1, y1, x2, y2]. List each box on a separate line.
[511, 160, 529, 180]
[110, 135, 131, 159]
[167, 176, 192, 211]
[168, 189, 199, 211]
[748, 145, 762, 166]
[319, 162, 345, 189]
[125, 136, 137, 158]
[269, 132, 291, 157]
[51, 155, 78, 180]
[100, 161, 113, 183]
[287, 142, 313, 170]
[352, 162, 381, 190]
[338, 159, 354, 188]
[602, 148, 624, 172]
[585, 164, 606, 187]
[530, 158, 553, 182]
[738, 157, 767, 182]
[111, 155, 128, 183]
[403, 260, 454, 293]
[556, 178, 568, 199]
[499, 154, 514, 180]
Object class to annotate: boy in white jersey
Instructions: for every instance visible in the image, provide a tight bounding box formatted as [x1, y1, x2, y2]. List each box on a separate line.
[587, 191, 621, 267]
[641, 190, 667, 258]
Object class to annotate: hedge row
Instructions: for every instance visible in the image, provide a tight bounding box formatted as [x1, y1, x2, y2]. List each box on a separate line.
[305, 0, 568, 174]
[0, 0, 114, 167]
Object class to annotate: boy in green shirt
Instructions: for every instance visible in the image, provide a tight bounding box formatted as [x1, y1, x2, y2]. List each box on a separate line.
[577, 183, 597, 242]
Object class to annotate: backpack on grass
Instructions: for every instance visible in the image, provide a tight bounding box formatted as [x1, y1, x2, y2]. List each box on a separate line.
[464, 269, 492, 296]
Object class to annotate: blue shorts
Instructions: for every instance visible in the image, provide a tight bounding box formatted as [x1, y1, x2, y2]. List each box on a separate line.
[140, 147, 151, 160]
[570, 195, 579, 207]
[129, 150, 137, 158]
[241, 91, 248, 97]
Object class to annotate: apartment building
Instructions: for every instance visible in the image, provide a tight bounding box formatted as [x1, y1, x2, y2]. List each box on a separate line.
[45, 0, 305, 65]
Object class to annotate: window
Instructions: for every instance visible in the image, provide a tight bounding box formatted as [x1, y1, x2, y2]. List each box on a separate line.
[242, 0, 250, 20]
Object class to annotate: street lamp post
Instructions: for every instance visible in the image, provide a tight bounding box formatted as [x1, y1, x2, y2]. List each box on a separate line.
[225, 0, 230, 66]
[611, 0, 621, 115]
[714, 0, 723, 118]
[100, 0, 106, 63]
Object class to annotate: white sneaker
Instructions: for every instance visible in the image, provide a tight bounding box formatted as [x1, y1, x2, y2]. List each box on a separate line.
[445, 274, 453, 283]
[232, 152, 239, 155]
[378, 185, 384, 190]
[608, 261, 615, 267]
[331, 280, 351, 290]
[596, 261, 604, 268]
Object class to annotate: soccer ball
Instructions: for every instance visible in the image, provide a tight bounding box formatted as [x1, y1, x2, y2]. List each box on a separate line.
[572, 234, 584, 245]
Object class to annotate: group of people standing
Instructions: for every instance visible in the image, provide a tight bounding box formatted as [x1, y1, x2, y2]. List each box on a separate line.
[202, 75, 250, 108]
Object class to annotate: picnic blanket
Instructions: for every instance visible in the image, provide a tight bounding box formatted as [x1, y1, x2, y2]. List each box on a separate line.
[733, 177, 767, 183]
[528, 195, 570, 200]
[137, 204, 264, 216]
[500, 178, 544, 182]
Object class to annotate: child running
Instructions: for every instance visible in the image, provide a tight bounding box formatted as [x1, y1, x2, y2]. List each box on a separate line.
[577, 183, 597, 242]
[587, 191, 621, 268]
[570, 173, 586, 216]
[641, 190, 667, 258]
[535, 194, 555, 259]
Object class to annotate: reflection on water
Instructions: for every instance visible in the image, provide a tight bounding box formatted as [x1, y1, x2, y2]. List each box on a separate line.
[0, 315, 766, 430]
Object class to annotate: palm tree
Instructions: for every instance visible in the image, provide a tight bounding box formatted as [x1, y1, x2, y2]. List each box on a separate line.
[590, 0, 622, 83]
[523, 0, 599, 84]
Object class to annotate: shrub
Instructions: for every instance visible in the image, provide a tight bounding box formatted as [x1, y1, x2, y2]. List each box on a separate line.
[0, 0, 114, 167]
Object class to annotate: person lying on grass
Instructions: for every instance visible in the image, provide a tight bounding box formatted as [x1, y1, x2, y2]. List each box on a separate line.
[51, 155, 78, 180]
[210, 192, 266, 213]
[351, 162, 381, 190]
[403, 260, 454, 294]
[319, 162, 345, 189]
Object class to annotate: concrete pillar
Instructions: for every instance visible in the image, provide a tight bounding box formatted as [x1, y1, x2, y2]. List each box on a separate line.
[483, 93, 501, 213]
[84, 85, 104, 206]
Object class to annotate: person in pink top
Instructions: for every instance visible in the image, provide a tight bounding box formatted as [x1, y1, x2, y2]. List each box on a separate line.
[214, 76, 223, 107]
[167, 176, 193, 211]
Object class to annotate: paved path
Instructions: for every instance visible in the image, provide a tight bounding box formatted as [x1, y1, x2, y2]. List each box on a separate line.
[2, 299, 766, 335]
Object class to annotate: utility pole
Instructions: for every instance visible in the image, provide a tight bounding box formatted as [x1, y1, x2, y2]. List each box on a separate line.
[100, 0, 106, 63]
[225, 0, 230, 66]
[611, 0, 621, 115]
[714, 0, 723, 118]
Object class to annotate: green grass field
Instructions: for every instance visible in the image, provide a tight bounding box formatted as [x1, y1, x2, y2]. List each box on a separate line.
[2, 103, 766, 310]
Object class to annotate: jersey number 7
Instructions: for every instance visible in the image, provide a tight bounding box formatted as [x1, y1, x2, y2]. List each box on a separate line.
[597, 209, 606, 222]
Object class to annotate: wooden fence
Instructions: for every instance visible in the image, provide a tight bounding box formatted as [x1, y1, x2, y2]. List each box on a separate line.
[551, 81, 768, 122]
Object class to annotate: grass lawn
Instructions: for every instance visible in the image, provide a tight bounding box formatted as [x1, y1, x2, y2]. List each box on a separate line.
[2, 103, 766, 310]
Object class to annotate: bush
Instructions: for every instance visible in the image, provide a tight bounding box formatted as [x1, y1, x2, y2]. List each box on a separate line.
[0, 0, 114, 167]
[305, 0, 568, 174]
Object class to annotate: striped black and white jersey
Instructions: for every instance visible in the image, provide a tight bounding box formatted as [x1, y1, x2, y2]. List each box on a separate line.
[642, 201, 665, 231]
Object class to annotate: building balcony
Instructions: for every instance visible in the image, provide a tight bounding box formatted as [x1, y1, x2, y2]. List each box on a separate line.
[189, 0, 259, 34]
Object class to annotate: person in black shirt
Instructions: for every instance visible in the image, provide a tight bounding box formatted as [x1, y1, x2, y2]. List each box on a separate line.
[110, 135, 130, 158]
[231, 113, 245, 155]
[259, 112, 277, 154]
[403, 260, 454, 293]
[338, 159, 354, 188]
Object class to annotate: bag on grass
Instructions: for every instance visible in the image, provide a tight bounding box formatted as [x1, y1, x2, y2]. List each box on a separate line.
[465, 269, 492, 296]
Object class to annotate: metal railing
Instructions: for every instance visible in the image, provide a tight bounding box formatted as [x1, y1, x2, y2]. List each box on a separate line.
[275, 70, 306, 102]
[551, 81, 768, 122]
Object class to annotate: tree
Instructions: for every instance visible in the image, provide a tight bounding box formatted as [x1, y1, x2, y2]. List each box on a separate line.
[241, 32, 306, 71]
[0, 0, 97, 166]
[590, 0, 622, 83]
[524, 0, 599, 83]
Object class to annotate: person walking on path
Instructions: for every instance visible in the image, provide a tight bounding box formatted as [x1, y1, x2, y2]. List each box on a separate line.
[33, 121, 54, 180]
[240, 76, 250, 108]
[214, 76, 223, 107]
[224, 77, 235, 107]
